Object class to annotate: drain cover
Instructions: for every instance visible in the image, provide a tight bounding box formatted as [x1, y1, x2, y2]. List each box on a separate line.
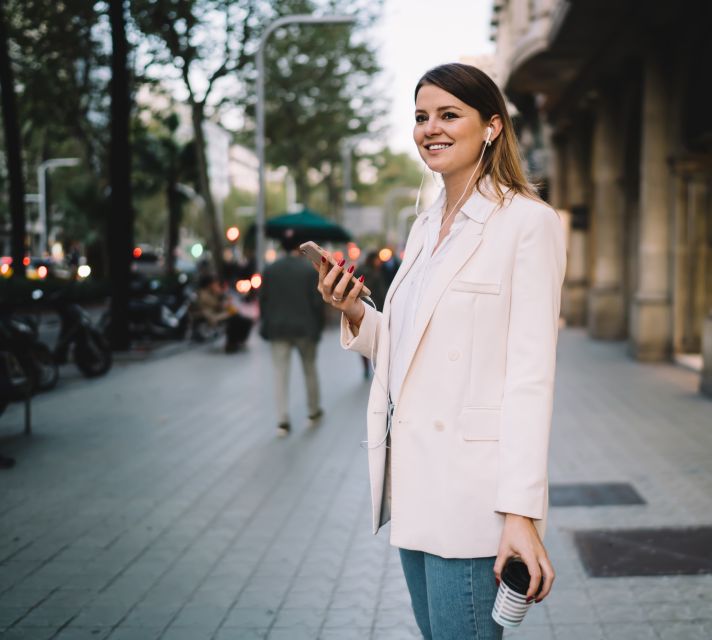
[550, 483, 645, 507]
[573, 527, 712, 577]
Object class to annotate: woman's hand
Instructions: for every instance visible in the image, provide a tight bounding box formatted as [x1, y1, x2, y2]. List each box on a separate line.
[494, 514, 555, 603]
[316, 256, 365, 329]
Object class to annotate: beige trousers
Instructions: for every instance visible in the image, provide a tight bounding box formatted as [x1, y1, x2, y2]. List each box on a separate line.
[270, 338, 321, 425]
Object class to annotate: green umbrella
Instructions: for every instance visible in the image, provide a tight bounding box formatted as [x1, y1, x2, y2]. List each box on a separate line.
[264, 208, 352, 243]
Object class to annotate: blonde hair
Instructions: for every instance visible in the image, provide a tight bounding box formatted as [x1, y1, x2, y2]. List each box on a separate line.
[415, 63, 540, 206]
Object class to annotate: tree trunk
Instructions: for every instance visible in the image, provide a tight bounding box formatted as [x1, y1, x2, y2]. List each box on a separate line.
[294, 166, 310, 209]
[108, 0, 133, 350]
[165, 178, 181, 276]
[0, 0, 26, 277]
[324, 172, 340, 219]
[190, 101, 224, 276]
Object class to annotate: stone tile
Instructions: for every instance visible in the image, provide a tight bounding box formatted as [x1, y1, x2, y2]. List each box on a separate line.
[654, 621, 710, 640]
[160, 628, 215, 640]
[0, 629, 56, 640]
[600, 622, 659, 640]
[271, 607, 325, 628]
[504, 626, 556, 640]
[221, 607, 277, 629]
[106, 629, 162, 640]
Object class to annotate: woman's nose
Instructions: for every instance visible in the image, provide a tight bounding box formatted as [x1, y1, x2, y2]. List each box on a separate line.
[424, 117, 441, 136]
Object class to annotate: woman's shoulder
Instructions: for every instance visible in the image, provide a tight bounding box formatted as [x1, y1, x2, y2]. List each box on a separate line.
[501, 191, 562, 232]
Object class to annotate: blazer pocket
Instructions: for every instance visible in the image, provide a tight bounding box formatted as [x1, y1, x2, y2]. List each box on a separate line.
[450, 281, 501, 295]
[456, 407, 501, 441]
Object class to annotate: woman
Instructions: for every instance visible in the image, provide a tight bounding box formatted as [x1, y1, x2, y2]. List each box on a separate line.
[317, 63, 566, 639]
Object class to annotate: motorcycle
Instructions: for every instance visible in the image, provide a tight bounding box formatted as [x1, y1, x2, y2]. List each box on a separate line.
[101, 274, 191, 342]
[50, 294, 113, 378]
[0, 310, 59, 393]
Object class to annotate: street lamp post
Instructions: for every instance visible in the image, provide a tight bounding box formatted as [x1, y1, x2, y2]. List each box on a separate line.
[340, 133, 372, 224]
[255, 14, 355, 274]
[37, 158, 80, 255]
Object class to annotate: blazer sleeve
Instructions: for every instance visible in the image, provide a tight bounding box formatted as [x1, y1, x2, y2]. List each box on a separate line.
[340, 303, 381, 360]
[495, 207, 566, 520]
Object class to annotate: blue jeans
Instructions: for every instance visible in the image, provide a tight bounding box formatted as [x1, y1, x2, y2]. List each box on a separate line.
[399, 549, 503, 640]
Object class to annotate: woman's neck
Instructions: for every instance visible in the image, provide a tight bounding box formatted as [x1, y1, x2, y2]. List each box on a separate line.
[442, 164, 482, 214]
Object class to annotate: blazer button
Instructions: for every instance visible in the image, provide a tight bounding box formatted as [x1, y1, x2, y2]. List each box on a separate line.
[448, 350, 460, 361]
[434, 420, 445, 432]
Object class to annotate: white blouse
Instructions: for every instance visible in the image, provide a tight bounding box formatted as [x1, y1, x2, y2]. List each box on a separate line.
[388, 186, 501, 404]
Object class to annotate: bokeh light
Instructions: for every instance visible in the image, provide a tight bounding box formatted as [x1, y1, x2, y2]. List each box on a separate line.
[236, 279, 252, 294]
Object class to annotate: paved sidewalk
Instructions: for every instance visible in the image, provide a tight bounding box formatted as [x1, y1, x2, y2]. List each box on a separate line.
[0, 327, 711, 640]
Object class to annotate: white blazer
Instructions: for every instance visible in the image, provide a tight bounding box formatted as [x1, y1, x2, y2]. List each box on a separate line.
[341, 186, 566, 559]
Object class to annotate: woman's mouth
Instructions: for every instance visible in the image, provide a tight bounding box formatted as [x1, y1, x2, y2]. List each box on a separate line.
[424, 142, 452, 153]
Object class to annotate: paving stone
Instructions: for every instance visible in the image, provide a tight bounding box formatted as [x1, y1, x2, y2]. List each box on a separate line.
[318, 627, 372, 640]
[504, 625, 556, 640]
[0, 629, 56, 640]
[221, 607, 277, 629]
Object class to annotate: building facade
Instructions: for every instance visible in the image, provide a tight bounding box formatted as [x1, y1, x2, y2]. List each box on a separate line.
[491, 0, 712, 396]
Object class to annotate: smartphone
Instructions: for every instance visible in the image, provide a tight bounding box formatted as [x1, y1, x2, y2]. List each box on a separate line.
[299, 240, 372, 298]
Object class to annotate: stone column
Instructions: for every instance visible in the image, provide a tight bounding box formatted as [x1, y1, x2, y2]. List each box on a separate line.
[560, 128, 589, 327]
[629, 53, 673, 361]
[587, 92, 626, 339]
[702, 314, 712, 397]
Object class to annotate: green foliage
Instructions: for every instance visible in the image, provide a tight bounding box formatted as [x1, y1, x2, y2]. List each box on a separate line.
[355, 148, 423, 205]
[240, 0, 385, 210]
[0, 0, 109, 250]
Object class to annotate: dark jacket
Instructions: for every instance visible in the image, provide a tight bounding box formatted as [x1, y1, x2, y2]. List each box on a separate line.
[259, 253, 325, 341]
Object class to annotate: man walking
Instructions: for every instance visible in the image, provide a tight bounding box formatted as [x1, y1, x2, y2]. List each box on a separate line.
[259, 234, 325, 436]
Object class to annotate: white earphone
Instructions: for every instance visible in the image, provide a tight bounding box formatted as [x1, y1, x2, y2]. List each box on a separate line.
[485, 126, 493, 146]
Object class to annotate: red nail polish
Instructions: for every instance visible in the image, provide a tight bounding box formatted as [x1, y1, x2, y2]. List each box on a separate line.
[348, 265, 355, 274]
[321, 256, 326, 263]
[338, 259, 346, 267]
[495, 578, 500, 587]
[359, 275, 365, 282]
[526, 597, 534, 603]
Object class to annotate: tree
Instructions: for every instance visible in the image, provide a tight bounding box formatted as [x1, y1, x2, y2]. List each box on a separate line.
[251, 0, 385, 212]
[108, 0, 133, 350]
[0, 0, 26, 276]
[131, 0, 264, 274]
[132, 108, 197, 274]
[1, 0, 111, 262]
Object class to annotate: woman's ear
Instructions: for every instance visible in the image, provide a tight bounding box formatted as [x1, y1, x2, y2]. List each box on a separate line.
[489, 115, 504, 142]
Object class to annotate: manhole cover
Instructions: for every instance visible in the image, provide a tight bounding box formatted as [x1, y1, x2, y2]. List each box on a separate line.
[573, 527, 712, 577]
[550, 482, 645, 507]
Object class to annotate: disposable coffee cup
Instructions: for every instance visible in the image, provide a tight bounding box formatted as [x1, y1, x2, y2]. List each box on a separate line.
[491, 558, 541, 628]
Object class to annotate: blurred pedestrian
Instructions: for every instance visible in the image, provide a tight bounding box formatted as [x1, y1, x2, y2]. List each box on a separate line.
[195, 274, 252, 353]
[317, 63, 565, 639]
[357, 251, 387, 379]
[259, 234, 325, 437]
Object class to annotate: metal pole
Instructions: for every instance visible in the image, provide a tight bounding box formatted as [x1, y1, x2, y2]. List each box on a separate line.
[37, 164, 46, 255]
[255, 14, 355, 274]
[37, 158, 79, 255]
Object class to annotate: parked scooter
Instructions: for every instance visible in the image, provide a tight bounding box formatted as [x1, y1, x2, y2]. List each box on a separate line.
[0, 310, 58, 392]
[101, 274, 191, 341]
[49, 293, 112, 377]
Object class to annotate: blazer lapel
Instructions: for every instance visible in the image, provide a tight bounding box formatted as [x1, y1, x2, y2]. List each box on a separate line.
[383, 217, 427, 311]
[397, 216, 488, 388]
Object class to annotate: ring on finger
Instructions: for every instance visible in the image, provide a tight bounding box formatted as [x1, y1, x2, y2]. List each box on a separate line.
[332, 295, 344, 302]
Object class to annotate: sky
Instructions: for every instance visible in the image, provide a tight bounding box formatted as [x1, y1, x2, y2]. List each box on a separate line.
[373, 0, 494, 157]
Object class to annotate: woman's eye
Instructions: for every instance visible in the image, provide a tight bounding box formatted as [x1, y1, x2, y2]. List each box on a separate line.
[442, 112, 458, 120]
[415, 114, 427, 123]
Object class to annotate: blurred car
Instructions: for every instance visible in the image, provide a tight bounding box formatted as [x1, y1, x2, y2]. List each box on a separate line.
[1, 256, 75, 281]
[131, 245, 164, 278]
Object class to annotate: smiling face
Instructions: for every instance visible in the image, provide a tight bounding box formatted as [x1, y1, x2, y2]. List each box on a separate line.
[414, 84, 490, 178]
